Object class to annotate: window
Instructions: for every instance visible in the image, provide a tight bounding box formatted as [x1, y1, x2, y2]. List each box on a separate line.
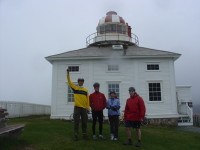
[147, 64, 159, 70]
[148, 83, 161, 101]
[117, 25, 122, 33]
[122, 25, 127, 34]
[99, 24, 126, 34]
[105, 24, 111, 33]
[100, 25, 105, 34]
[67, 82, 78, 103]
[110, 24, 116, 32]
[108, 83, 120, 99]
[68, 86, 74, 102]
[108, 65, 119, 71]
[68, 66, 79, 72]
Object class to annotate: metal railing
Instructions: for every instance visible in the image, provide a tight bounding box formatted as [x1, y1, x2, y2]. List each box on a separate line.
[86, 32, 139, 47]
[186, 103, 193, 123]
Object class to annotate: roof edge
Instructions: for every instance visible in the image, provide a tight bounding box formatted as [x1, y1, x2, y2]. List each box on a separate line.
[45, 54, 181, 62]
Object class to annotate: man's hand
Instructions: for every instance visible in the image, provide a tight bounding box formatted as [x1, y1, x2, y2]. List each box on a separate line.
[67, 69, 70, 74]
[87, 109, 91, 114]
[111, 106, 118, 111]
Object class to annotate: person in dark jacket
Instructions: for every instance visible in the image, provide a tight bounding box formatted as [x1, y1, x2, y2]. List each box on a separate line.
[89, 82, 106, 140]
[106, 91, 120, 140]
[123, 87, 146, 147]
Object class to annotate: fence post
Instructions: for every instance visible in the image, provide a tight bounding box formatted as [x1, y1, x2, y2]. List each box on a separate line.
[193, 114, 200, 126]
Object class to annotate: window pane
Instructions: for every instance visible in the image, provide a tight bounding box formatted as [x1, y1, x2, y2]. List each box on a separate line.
[117, 25, 122, 33]
[100, 25, 105, 34]
[149, 83, 152, 87]
[149, 97, 153, 101]
[116, 84, 119, 88]
[122, 25, 126, 34]
[153, 92, 157, 97]
[155, 65, 159, 70]
[111, 24, 116, 32]
[157, 87, 161, 91]
[111, 84, 114, 88]
[105, 25, 111, 33]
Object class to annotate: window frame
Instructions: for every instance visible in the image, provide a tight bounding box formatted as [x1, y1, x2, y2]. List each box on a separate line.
[67, 82, 77, 104]
[107, 64, 119, 72]
[147, 81, 163, 102]
[67, 65, 80, 73]
[107, 82, 120, 100]
[145, 62, 160, 72]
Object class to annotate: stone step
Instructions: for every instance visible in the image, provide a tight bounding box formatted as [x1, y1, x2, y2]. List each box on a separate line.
[0, 124, 25, 138]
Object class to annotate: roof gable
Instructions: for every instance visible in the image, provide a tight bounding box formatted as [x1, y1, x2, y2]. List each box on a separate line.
[45, 45, 181, 62]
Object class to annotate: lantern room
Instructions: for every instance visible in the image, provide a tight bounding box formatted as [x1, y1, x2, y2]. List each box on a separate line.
[86, 11, 139, 47]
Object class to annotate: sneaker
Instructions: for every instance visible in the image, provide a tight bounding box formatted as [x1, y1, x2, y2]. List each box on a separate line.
[110, 134, 114, 140]
[99, 135, 104, 139]
[135, 142, 142, 147]
[93, 135, 97, 140]
[113, 138, 118, 141]
[73, 135, 78, 141]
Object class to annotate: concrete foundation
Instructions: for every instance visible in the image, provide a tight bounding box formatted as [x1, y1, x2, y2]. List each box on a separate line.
[148, 118, 178, 126]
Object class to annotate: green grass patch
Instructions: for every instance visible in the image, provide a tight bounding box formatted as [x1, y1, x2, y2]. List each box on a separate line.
[0, 115, 200, 150]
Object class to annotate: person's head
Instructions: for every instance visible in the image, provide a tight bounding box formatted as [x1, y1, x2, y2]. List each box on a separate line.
[93, 82, 100, 92]
[110, 91, 116, 99]
[129, 87, 136, 96]
[77, 78, 84, 86]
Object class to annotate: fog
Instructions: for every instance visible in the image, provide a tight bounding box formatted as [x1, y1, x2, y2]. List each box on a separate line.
[0, 0, 200, 110]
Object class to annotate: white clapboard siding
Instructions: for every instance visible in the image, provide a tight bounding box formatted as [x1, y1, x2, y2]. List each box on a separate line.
[50, 57, 179, 119]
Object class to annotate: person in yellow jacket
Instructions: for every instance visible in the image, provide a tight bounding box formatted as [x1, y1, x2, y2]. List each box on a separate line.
[67, 69, 90, 141]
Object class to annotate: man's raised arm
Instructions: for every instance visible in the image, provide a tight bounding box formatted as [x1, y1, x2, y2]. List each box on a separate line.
[66, 69, 77, 90]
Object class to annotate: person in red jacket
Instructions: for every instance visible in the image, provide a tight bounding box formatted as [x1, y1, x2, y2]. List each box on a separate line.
[89, 82, 106, 140]
[123, 87, 146, 147]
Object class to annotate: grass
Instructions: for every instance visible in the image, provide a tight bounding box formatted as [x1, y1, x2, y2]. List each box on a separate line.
[0, 115, 200, 150]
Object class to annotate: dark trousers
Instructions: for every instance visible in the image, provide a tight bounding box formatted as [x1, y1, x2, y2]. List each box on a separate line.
[108, 115, 119, 138]
[73, 106, 88, 135]
[92, 110, 104, 135]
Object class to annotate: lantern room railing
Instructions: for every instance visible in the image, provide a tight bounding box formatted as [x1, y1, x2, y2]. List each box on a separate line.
[86, 32, 139, 47]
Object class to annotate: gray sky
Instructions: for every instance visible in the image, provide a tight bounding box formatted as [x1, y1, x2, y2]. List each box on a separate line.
[0, 0, 200, 106]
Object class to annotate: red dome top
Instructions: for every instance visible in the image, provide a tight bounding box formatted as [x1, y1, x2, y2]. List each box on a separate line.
[98, 11, 125, 25]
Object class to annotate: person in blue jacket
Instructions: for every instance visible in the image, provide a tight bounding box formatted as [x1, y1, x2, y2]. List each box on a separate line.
[106, 91, 120, 140]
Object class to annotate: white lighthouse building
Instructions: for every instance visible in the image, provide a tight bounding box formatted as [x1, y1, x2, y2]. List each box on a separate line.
[46, 11, 193, 126]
